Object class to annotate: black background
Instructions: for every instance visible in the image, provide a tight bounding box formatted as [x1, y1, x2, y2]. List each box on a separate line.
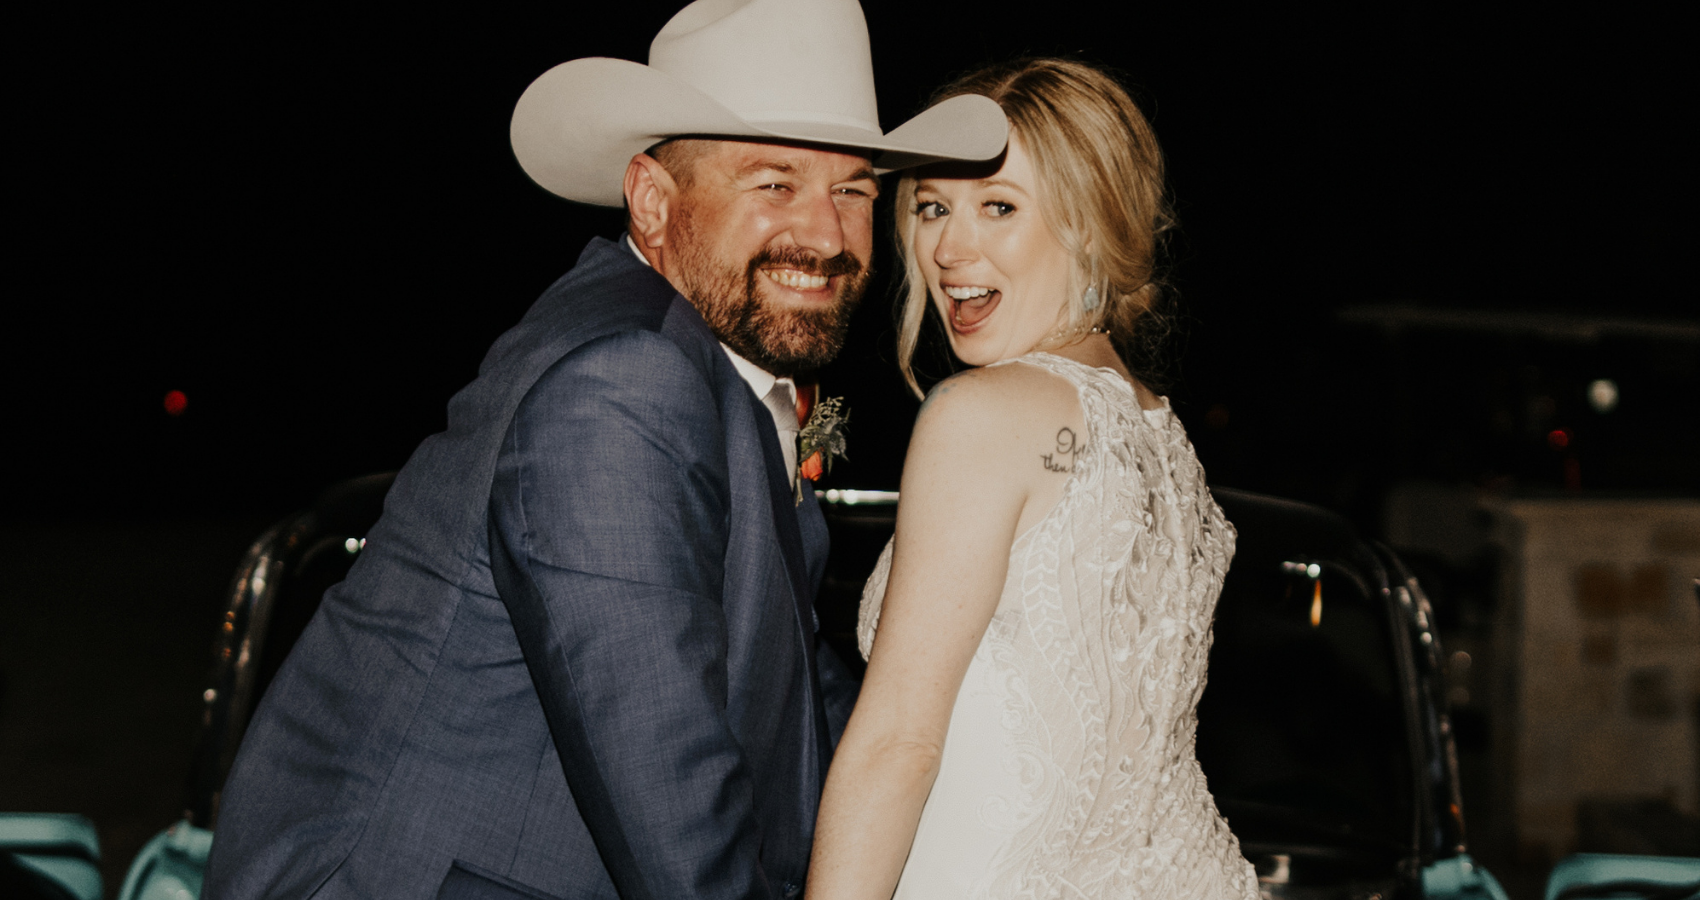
[9, 3, 1692, 517]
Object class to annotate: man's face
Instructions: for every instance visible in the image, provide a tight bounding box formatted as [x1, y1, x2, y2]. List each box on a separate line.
[662, 140, 878, 376]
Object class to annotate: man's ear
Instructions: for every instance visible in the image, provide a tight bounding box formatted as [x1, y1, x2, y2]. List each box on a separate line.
[624, 154, 677, 251]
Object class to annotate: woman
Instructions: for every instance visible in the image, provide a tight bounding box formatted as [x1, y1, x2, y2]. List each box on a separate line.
[807, 59, 1258, 898]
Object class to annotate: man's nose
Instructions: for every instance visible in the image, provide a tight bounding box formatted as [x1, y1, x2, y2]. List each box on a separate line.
[789, 190, 847, 260]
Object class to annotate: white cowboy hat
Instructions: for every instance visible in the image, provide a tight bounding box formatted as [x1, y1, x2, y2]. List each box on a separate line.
[511, 0, 1008, 206]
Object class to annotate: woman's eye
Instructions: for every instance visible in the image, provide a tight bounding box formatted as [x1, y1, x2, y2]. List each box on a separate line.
[984, 201, 1015, 217]
[915, 201, 947, 220]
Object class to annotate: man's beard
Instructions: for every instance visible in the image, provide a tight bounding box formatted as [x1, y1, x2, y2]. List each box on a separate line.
[673, 216, 868, 376]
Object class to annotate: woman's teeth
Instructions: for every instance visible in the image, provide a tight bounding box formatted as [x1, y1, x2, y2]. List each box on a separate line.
[950, 286, 1000, 328]
[764, 268, 829, 290]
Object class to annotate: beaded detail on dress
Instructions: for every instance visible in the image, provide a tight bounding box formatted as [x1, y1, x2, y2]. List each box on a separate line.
[857, 352, 1258, 899]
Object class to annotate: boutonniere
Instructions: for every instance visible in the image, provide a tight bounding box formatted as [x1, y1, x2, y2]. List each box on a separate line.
[796, 395, 849, 503]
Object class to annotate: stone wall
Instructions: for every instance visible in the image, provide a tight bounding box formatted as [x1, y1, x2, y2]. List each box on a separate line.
[1488, 498, 1700, 858]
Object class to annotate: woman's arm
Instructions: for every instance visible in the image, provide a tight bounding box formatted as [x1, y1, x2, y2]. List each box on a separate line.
[806, 365, 1081, 899]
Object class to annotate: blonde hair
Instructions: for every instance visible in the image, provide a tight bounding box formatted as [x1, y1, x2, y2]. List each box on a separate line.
[895, 58, 1175, 396]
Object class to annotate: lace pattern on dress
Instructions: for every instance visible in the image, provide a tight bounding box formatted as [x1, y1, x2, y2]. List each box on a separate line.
[857, 353, 1258, 899]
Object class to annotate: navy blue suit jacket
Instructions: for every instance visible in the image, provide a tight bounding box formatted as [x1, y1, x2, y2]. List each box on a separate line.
[205, 237, 858, 900]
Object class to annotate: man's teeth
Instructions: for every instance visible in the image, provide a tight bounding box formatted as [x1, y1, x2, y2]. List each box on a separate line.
[764, 269, 829, 290]
[943, 286, 994, 300]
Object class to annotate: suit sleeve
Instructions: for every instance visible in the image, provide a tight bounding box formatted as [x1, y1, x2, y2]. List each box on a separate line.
[487, 331, 773, 900]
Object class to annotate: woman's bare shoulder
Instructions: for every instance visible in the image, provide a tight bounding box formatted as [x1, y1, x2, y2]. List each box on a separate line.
[897, 361, 1090, 546]
[904, 362, 1086, 516]
[915, 360, 1081, 430]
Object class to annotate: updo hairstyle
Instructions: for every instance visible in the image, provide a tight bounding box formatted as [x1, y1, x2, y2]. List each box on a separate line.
[895, 58, 1175, 396]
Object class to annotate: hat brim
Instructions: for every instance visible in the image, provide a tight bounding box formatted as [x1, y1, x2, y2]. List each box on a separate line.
[511, 57, 1007, 206]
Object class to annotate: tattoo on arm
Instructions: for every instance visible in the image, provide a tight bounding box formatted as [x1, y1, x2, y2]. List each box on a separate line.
[1041, 427, 1080, 474]
[918, 381, 953, 416]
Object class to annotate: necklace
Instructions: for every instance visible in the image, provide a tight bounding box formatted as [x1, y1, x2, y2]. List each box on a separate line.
[1041, 324, 1107, 347]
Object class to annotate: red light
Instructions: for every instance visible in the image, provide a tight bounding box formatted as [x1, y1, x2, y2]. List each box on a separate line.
[163, 390, 188, 416]
[1547, 428, 1570, 449]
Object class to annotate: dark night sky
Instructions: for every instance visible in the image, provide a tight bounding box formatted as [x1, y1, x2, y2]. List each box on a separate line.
[10, 3, 1692, 522]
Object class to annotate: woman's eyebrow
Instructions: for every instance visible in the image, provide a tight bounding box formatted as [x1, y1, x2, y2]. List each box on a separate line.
[975, 176, 1027, 194]
[914, 176, 1027, 194]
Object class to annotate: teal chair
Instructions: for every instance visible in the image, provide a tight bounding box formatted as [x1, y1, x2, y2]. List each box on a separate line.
[0, 813, 102, 900]
[117, 820, 212, 900]
[1544, 854, 1700, 900]
[1423, 854, 1512, 900]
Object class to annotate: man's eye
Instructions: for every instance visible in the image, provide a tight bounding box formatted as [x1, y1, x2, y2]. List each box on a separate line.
[760, 183, 792, 193]
[984, 201, 1015, 217]
[915, 201, 947, 220]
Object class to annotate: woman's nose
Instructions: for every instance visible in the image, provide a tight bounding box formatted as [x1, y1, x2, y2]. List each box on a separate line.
[933, 216, 975, 268]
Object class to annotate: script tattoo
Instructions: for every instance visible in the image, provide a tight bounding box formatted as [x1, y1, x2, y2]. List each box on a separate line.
[1041, 427, 1080, 474]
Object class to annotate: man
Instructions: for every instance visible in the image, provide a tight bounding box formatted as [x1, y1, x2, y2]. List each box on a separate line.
[202, 1, 1004, 898]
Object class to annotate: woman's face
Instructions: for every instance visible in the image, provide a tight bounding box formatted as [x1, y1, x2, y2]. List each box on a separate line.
[911, 133, 1074, 367]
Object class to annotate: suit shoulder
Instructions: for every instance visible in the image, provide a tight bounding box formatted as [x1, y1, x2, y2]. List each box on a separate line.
[523, 330, 721, 425]
[530, 238, 681, 332]
[478, 238, 719, 383]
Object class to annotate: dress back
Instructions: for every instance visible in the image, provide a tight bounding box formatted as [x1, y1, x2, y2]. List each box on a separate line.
[857, 353, 1259, 898]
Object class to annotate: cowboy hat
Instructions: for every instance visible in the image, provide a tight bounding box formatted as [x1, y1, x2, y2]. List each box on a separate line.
[511, 0, 1008, 206]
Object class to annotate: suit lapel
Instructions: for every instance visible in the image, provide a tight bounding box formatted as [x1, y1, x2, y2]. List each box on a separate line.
[795, 483, 829, 624]
[742, 387, 812, 621]
[741, 387, 833, 768]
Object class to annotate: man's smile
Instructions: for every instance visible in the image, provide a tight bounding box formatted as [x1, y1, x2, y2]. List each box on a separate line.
[762, 267, 831, 292]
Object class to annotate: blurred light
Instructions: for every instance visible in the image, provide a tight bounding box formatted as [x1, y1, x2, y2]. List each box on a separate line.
[345, 538, 361, 554]
[163, 390, 188, 416]
[1449, 650, 1472, 675]
[1280, 561, 1322, 579]
[1587, 378, 1619, 413]
[1309, 580, 1322, 627]
[817, 489, 900, 506]
[1547, 428, 1571, 449]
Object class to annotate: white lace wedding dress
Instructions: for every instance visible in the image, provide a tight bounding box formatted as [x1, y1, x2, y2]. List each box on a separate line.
[857, 352, 1259, 899]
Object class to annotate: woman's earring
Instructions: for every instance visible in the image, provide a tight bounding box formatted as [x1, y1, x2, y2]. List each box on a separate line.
[1083, 285, 1100, 311]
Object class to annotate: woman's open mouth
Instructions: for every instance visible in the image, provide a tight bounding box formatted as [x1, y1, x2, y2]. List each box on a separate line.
[945, 285, 1000, 333]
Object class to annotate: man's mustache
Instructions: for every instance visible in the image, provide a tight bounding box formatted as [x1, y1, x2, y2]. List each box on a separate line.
[749, 246, 864, 280]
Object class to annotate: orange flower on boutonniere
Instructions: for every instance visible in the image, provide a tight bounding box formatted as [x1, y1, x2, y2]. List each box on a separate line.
[795, 395, 848, 503]
[799, 451, 825, 482]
